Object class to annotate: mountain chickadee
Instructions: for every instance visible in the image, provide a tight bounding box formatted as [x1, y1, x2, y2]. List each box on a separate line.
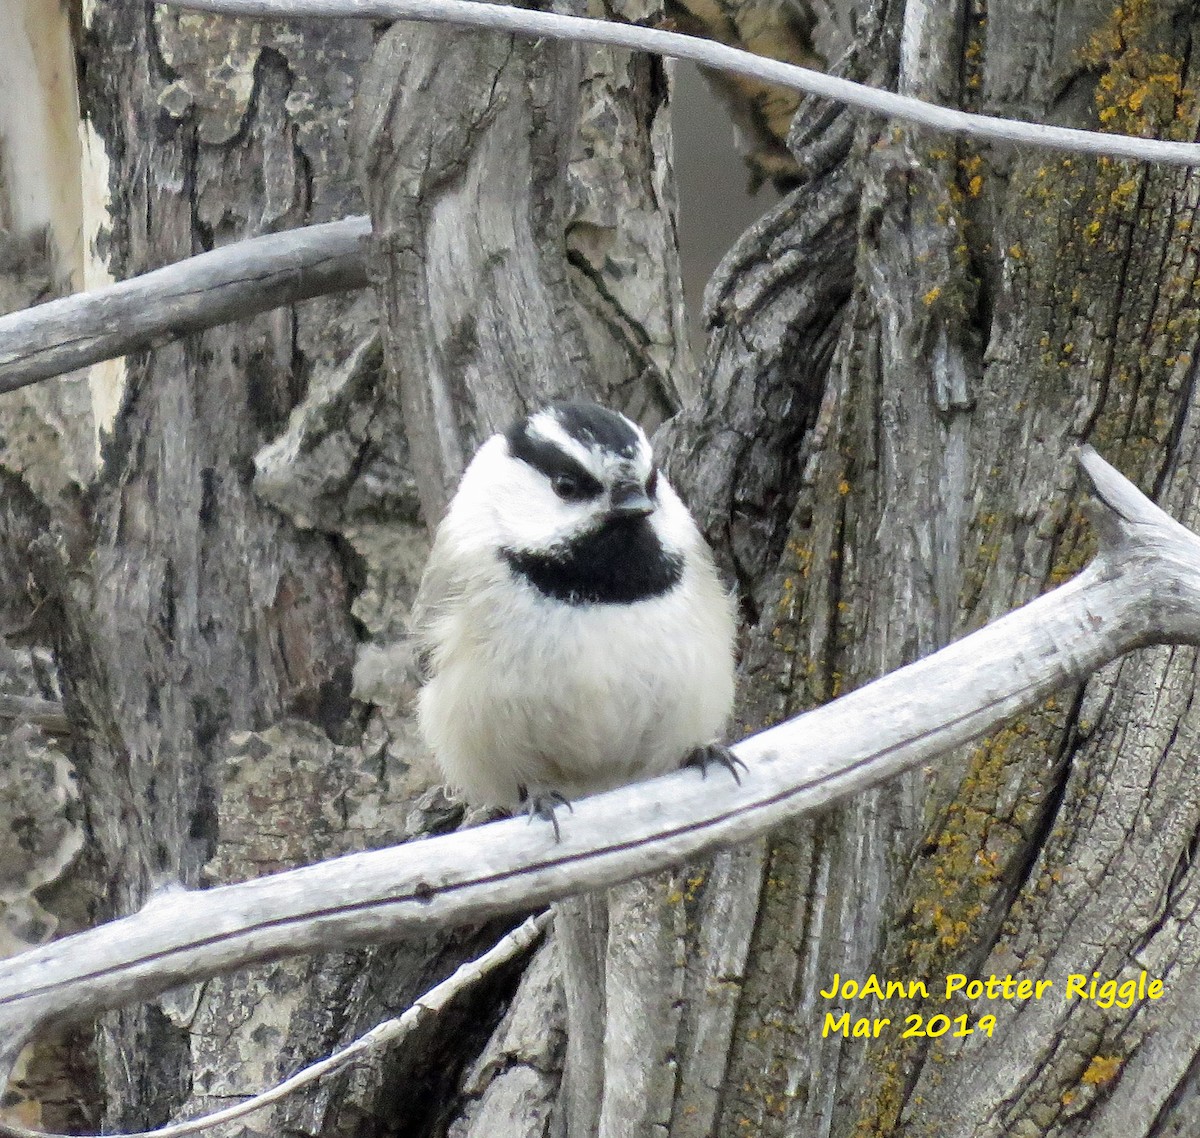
[414, 401, 739, 833]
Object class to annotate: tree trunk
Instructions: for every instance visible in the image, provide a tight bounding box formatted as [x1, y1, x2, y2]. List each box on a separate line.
[352, 5, 694, 1134]
[667, 1, 1200, 1135]
[6, 0, 1200, 1136]
[3, 2, 510, 1133]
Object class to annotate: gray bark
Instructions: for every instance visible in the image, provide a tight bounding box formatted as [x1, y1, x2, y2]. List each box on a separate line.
[0, 3, 509, 1135]
[700, 1, 1200, 1136]
[347, 0, 1200, 1135]
[70, 6, 396, 1132]
[7, 1, 1200, 1137]
[4, 0, 689, 1133]
[351, 8, 691, 1136]
[8, 441, 1198, 1071]
[343, 0, 1200, 1134]
[352, 2, 686, 526]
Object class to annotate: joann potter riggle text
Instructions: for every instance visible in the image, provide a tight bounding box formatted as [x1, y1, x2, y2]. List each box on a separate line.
[820, 970, 1163, 1008]
[818, 971, 1164, 1041]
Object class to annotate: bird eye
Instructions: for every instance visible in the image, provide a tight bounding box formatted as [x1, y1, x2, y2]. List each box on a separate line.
[552, 473, 588, 500]
[646, 467, 659, 498]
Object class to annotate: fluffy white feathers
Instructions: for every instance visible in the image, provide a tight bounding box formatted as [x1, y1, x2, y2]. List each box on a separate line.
[413, 402, 736, 809]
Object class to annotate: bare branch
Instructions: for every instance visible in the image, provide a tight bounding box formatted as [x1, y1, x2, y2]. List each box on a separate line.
[6, 3, 1188, 393]
[0, 448, 1196, 1086]
[0, 912, 551, 1138]
[0, 695, 69, 735]
[162, 0, 1200, 167]
[0, 217, 371, 393]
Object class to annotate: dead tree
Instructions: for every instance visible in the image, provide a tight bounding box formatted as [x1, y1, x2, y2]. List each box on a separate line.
[3, 2, 1200, 1137]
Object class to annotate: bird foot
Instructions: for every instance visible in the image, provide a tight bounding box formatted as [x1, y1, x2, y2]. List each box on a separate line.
[517, 785, 574, 841]
[683, 743, 747, 785]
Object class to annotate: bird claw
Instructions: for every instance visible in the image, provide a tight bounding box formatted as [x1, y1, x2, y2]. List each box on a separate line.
[517, 785, 574, 842]
[684, 743, 747, 785]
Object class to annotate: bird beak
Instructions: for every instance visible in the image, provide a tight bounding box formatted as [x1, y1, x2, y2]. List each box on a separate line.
[607, 480, 655, 519]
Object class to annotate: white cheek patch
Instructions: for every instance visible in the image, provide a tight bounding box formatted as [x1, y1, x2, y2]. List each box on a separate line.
[651, 477, 702, 555]
[503, 464, 589, 546]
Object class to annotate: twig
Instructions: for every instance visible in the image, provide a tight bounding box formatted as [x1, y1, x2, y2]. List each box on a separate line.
[0, 695, 69, 735]
[1, 448, 1197, 1094]
[0, 912, 551, 1138]
[163, 0, 1200, 167]
[0, 217, 371, 395]
[4, 2, 1191, 394]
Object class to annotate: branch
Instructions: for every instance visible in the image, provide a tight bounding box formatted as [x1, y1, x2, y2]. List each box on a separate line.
[7, 2, 1190, 393]
[0, 695, 69, 735]
[162, 0, 1200, 168]
[0, 912, 551, 1138]
[0, 217, 371, 393]
[0, 448, 1197, 1085]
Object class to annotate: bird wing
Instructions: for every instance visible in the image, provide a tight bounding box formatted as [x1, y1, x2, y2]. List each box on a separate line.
[350, 533, 470, 711]
[408, 527, 466, 683]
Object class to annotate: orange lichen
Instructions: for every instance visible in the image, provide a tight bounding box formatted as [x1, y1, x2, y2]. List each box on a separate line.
[1081, 1055, 1123, 1086]
[1082, 0, 1194, 140]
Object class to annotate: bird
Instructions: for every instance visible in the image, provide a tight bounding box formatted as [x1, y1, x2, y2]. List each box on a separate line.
[413, 400, 740, 835]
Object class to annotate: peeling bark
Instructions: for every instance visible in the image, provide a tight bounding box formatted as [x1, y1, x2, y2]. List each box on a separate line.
[3, 3, 499, 1134]
[7, 1, 1200, 1136]
[352, 8, 695, 1136]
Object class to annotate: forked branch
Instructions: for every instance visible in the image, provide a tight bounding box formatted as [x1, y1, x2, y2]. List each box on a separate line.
[0, 913, 551, 1138]
[0, 448, 1197, 1088]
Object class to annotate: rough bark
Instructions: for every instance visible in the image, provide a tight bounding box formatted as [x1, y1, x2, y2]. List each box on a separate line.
[0, 8, 99, 1128]
[859, 3, 1200, 1134]
[7, 0, 690, 1130]
[690, 1, 1200, 1136]
[349, 0, 1200, 1135]
[67, 7, 388, 1127]
[352, 7, 694, 1136]
[0, 3, 516, 1135]
[8, 0, 1200, 1136]
[11, 447, 1198, 1065]
[353, 0, 688, 526]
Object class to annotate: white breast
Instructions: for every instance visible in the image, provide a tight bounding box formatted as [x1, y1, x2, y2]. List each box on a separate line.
[418, 553, 736, 807]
